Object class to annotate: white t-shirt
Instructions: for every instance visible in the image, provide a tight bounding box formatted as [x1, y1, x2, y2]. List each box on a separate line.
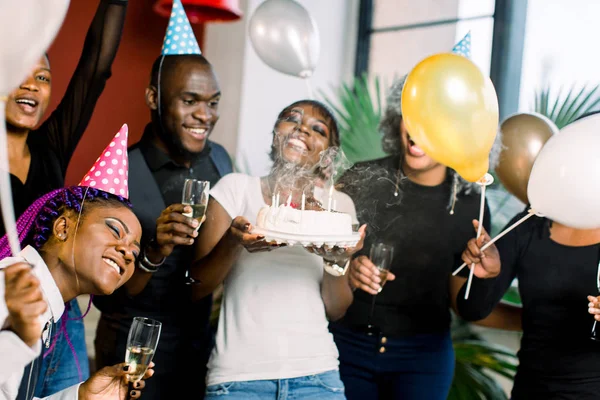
[206, 173, 357, 386]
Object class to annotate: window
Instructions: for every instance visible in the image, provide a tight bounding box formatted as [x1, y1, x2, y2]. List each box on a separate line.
[518, 0, 600, 111]
[357, 0, 496, 84]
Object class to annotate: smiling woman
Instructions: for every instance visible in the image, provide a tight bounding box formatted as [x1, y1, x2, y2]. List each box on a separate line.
[187, 99, 365, 400]
[5, 55, 52, 132]
[0, 186, 141, 296]
[0, 185, 144, 399]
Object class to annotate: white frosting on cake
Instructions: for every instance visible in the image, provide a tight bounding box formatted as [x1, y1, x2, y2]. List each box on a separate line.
[256, 204, 353, 236]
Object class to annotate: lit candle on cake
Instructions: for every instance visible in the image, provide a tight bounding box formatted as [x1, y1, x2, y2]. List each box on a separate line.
[272, 194, 276, 207]
[286, 193, 292, 206]
[276, 192, 280, 207]
[301, 192, 306, 211]
[327, 185, 333, 212]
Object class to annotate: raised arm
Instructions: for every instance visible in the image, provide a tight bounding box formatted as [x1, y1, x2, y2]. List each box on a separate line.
[40, 0, 128, 173]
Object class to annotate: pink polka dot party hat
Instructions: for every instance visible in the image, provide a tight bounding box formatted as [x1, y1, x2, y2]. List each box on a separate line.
[78, 123, 129, 198]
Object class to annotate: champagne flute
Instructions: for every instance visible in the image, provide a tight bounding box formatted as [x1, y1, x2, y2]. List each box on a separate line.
[125, 317, 161, 382]
[182, 179, 210, 284]
[590, 261, 600, 341]
[365, 242, 394, 336]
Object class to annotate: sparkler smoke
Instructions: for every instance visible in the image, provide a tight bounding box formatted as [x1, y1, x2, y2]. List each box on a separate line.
[336, 161, 410, 235]
[268, 117, 354, 209]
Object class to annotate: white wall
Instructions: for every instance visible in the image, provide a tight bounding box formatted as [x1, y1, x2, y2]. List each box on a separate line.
[204, 0, 359, 176]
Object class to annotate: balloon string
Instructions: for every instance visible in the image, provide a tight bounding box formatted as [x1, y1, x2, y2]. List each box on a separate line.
[0, 99, 21, 256]
[304, 77, 314, 100]
[452, 208, 538, 277]
[464, 183, 487, 299]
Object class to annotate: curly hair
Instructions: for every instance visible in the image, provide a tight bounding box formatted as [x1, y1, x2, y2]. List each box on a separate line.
[269, 99, 340, 162]
[378, 75, 503, 208]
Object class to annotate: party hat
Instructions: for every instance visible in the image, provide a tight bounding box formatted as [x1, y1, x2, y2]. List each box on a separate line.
[161, 0, 202, 55]
[79, 124, 129, 198]
[452, 31, 471, 58]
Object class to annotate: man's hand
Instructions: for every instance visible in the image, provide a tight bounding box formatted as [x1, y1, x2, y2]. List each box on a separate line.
[148, 204, 200, 261]
[4, 263, 47, 347]
[79, 362, 155, 400]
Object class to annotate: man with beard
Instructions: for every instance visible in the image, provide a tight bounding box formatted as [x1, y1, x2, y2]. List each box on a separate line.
[92, 2, 232, 398]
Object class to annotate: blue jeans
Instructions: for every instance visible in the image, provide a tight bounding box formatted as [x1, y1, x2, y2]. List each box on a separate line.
[330, 324, 455, 400]
[35, 299, 90, 397]
[205, 370, 346, 399]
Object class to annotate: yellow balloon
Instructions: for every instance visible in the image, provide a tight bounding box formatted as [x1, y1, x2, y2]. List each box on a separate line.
[401, 53, 499, 182]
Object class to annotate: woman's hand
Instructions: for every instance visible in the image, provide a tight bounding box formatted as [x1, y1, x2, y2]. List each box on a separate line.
[229, 216, 286, 253]
[461, 220, 501, 279]
[78, 362, 155, 400]
[588, 295, 600, 321]
[348, 255, 396, 295]
[4, 263, 47, 347]
[306, 224, 367, 263]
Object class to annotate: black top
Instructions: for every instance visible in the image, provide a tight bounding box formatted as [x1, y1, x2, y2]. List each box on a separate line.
[0, 0, 128, 237]
[457, 211, 600, 399]
[334, 155, 490, 336]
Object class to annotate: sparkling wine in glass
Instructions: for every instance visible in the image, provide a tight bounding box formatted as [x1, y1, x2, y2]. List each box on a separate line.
[125, 317, 161, 382]
[590, 261, 600, 341]
[365, 242, 394, 336]
[182, 179, 210, 284]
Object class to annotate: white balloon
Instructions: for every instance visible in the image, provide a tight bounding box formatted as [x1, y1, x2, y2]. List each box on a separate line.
[527, 113, 600, 229]
[0, 0, 70, 255]
[248, 0, 320, 78]
[0, 0, 70, 94]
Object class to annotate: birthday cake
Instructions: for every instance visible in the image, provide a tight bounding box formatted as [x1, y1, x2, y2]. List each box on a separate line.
[256, 204, 353, 236]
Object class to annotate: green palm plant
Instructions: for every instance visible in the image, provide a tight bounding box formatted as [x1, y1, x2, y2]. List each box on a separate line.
[318, 72, 387, 164]
[321, 73, 517, 399]
[533, 83, 600, 128]
[450, 318, 518, 400]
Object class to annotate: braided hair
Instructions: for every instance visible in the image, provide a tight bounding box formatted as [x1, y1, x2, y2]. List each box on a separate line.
[0, 186, 131, 260]
[0, 186, 131, 380]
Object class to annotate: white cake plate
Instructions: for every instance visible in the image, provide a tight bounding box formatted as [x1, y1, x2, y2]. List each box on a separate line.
[251, 227, 361, 248]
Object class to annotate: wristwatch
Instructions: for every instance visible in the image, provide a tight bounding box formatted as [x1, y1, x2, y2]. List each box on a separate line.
[323, 258, 350, 276]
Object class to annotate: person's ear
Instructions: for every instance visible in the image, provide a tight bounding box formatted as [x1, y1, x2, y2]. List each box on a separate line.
[52, 216, 71, 242]
[145, 86, 158, 111]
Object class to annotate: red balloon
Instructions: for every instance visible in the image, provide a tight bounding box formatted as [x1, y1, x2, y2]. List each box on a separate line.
[153, 0, 242, 24]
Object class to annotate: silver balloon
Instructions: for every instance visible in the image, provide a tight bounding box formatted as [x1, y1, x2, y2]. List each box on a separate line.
[248, 0, 320, 78]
